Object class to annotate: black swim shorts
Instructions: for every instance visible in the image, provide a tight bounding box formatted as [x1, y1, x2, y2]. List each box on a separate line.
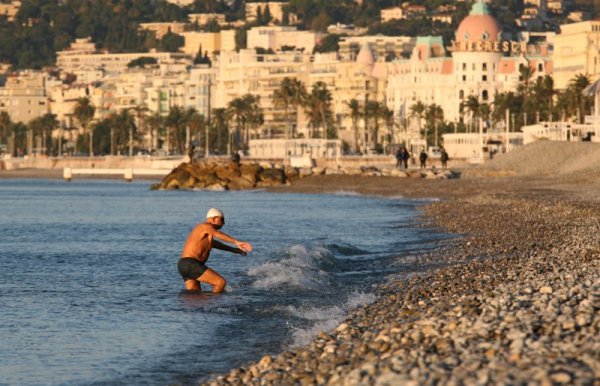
[178, 258, 208, 281]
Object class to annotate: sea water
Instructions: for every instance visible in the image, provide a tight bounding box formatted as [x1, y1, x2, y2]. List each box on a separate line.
[0, 179, 451, 386]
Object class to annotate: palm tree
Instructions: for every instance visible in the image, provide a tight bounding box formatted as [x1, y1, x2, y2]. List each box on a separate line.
[227, 97, 248, 152]
[409, 101, 427, 142]
[303, 82, 333, 139]
[110, 110, 136, 155]
[568, 74, 592, 123]
[541, 75, 556, 121]
[273, 77, 295, 139]
[0, 111, 12, 154]
[211, 108, 229, 154]
[185, 107, 207, 154]
[425, 104, 444, 147]
[289, 78, 307, 138]
[380, 105, 395, 152]
[146, 112, 164, 153]
[29, 113, 58, 156]
[461, 95, 481, 133]
[345, 99, 362, 152]
[165, 105, 187, 154]
[242, 94, 263, 144]
[128, 104, 149, 154]
[41, 113, 59, 156]
[226, 94, 263, 151]
[73, 97, 96, 156]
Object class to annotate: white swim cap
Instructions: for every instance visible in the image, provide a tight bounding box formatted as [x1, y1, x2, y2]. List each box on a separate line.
[206, 208, 224, 219]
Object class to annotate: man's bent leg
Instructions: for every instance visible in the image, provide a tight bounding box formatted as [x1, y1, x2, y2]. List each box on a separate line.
[184, 279, 201, 291]
[197, 268, 226, 293]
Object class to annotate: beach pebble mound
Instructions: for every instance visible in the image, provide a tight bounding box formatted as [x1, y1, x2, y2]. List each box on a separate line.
[467, 141, 600, 178]
[204, 194, 599, 385]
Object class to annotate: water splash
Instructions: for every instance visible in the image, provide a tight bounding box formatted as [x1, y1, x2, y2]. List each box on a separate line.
[288, 291, 377, 346]
[247, 244, 337, 291]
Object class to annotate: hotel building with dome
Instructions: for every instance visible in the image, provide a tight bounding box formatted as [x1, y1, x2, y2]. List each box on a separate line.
[386, 0, 552, 127]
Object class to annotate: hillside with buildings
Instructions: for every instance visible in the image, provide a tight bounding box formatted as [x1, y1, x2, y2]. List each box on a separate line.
[0, 0, 599, 162]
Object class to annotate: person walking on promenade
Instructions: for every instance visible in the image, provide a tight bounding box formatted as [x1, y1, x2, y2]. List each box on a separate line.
[177, 208, 253, 293]
[419, 149, 428, 169]
[440, 148, 449, 169]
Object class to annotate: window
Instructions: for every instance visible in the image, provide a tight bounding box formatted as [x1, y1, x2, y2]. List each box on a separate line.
[462, 75, 466, 81]
[482, 63, 487, 71]
[459, 90, 465, 99]
[482, 75, 487, 81]
[462, 63, 466, 71]
[482, 90, 489, 101]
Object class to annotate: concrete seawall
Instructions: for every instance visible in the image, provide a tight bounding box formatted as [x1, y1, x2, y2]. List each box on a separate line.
[0, 156, 186, 171]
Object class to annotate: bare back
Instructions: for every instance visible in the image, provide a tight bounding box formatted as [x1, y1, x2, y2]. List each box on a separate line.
[180, 223, 215, 263]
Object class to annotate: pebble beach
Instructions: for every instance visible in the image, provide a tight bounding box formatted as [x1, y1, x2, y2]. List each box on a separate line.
[1, 142, 599, 385]
[204, 142, 600, 385]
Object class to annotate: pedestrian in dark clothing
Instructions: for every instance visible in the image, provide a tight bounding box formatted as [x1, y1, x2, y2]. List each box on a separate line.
[402, 148, 410, 169]
[231, 151, 241, 165]
[395, 148, 403, 169]
[440, 148, 449, 169]
[419, 149, 428, 169]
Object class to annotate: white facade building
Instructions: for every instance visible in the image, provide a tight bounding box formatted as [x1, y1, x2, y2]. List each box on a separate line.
[247, 26, 316, 53]
[56, 38, 192, 73]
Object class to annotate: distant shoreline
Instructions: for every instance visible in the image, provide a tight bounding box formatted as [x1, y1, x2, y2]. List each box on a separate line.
[0, 168, 164, 181]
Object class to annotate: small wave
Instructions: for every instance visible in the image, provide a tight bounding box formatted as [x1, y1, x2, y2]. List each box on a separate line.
[289, 291, 376, 346]
[248, 244, 337, 291]
[333, 190, 361, 196]
[327, 242, 368, 256]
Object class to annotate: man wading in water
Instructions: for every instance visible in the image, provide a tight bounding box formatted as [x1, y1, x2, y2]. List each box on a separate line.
[178, 208, 253, 293]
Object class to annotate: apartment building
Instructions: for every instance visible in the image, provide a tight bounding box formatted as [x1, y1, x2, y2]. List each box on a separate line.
[213, 49, 310, 139]
[188, 13, 227, 26]
[56, 38, 192, 73]
[338, 35, 417, 62]
[180, 30, 237, 57]
[553, 20, 600, 89]
[139, 22, 186, 39]
[247, 26, 316, 52]
[0, 71, 47, 125]
[380, 7, 405, 22]
[245, 2, 296, 24]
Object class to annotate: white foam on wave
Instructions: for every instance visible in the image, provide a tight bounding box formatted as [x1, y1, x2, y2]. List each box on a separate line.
[247, 244, 333, 291]
[333, 190, 361, 196]
[289, 291, 377, 346]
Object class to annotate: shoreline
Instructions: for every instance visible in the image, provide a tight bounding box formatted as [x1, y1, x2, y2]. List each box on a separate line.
[0, 168, 165, 181]
[2, 152, 598, 384]
[204, 173, 599, 385]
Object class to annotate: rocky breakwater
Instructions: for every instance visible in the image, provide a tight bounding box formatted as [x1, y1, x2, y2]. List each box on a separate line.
[203, 191, 599, 385]
[151, 160, 458, 190]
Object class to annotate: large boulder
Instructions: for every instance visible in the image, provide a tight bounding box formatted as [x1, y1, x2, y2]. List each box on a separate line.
[284, 165, 300, 180]
[160, 166, 196, 190]
[214, 162, 241, 180]
[259, 168, 286, 186]
[240, 163, 263, 184]
[227, 176, 256, 190]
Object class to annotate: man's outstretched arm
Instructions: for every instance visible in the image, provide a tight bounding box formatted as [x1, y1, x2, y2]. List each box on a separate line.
[213, 230, 253, 252]
[212, 240, 247, 255]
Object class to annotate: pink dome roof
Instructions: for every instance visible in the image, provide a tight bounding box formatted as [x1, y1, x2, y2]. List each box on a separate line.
[455, 2, 501, 43]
